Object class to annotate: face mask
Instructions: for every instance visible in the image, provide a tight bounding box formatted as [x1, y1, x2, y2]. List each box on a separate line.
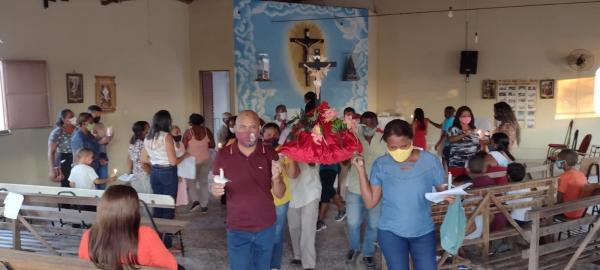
[362, 126, 376, 137]
[459, 116, 472, 125]
[236, 132, 257, 147]
[388, 145, 414, 163]
[278, 112, 287, 121]
[173, 135, 182, 142]
[229, 127, 235, 133]
[68, 117, 77, 126]
[93, 116, 101, 123]
[86, 123, 96, 132]
[555, 160, 566, 170]
[264, 138, 279, 148]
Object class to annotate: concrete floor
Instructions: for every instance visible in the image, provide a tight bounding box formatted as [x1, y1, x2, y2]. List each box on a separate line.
[174, 198, 382, 270]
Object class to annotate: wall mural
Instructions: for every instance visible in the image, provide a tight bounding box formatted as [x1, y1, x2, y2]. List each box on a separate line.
[234, 0, 369, 120]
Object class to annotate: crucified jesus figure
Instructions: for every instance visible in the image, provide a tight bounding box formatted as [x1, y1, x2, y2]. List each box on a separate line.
[303, 63, 331, 100]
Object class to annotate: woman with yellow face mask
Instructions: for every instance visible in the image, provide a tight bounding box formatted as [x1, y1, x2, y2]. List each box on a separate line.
[352, 119, 453, 270]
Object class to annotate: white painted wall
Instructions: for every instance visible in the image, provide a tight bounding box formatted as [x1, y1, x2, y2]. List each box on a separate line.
[372, 0, 600, 159]
[0, 0, 191, 184]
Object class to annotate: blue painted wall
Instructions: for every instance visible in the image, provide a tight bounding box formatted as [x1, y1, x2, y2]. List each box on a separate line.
[234, 0, 368, 120]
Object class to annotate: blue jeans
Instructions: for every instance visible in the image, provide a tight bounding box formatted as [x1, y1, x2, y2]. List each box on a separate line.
[346, 192, 380, 257]
[150, 165, 178, 219]
[271, 202, 289, 269]
[378, 230, 437, 270]
[227, 224, 275, 270]
[96, 162, 108, 190]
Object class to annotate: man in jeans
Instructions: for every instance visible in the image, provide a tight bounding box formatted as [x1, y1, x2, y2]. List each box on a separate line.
[211, 110, 285, 270]
[344, 111, 386, 269]
[88, 105, 112, 189]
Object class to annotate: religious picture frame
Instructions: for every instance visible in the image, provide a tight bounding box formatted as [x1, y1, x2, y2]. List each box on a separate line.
[94, 76, 116, 112]
[539, 79, 555, 99]
[66, 73, 83, 103]
[482, 80, 497, 99]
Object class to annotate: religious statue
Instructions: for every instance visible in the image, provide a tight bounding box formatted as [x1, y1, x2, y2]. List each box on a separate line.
[299, 49, 336, 100]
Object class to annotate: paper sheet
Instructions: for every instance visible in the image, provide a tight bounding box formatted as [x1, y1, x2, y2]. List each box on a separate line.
[177, 156, 196, 179]
[213, 175, 230, 184]
[118, 174, 135, 182]
[3, 192, 24, 219]
[425, 183, 472, 203]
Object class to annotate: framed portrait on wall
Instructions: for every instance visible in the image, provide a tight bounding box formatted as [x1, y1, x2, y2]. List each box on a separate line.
[95, 76, 116, 112]
[66, 73, 83, 103]
[482, 80, 497, 99]
[540, 79, 555, 99]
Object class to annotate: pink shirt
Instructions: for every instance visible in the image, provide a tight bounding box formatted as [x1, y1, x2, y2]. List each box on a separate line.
[184, 128, 210, 164]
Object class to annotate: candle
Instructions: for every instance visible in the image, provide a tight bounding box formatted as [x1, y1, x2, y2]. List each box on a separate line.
[447, 172, 452, 189]
[106, 126, 113, 137]
[217, 142, 223, 149]
[219, 168, 224, 180]
[113, 168, 118, 175]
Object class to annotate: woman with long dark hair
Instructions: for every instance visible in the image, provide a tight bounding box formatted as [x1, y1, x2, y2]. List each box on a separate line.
[48, 109, 76, 187]
[493, 102, 520, 150]
[485, 132, 515, 168]
[128, 121, 151, 194]
[412, 108, 429, 150]
[78, 185, 178, 270]
[352, 119, 452, 270]
[142, 110, 188, 219]
[448, 106, 480, 169]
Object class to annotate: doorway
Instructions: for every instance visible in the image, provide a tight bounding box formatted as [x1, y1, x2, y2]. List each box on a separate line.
[200, 71, 230, 133]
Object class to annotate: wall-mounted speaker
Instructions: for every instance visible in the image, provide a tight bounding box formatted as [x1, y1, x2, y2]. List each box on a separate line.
[460, 51, 478, 75]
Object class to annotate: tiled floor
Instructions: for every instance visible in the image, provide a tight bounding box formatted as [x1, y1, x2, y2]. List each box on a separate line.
[175, 199, 382, 270]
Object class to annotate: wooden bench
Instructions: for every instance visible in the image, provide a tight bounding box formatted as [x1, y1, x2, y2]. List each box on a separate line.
[0, 184, 188, 257]
[433, 177, 558, 269]
[481, 194, 600, 270]
[0, 248, 162, 269]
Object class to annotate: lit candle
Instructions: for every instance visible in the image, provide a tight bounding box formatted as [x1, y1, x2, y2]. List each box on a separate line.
[218, 142, 223, 149]
[113, 168, 118, 175]
[447, 172, 452, 189]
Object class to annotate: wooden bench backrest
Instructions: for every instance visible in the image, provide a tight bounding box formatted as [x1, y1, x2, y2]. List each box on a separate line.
[0, 183, 174, 208]
[432, 177, 557, 225]
[0, 248, 162, 270]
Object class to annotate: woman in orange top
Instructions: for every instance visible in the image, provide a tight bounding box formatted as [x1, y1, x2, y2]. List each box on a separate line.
[79, 185, 179, 270]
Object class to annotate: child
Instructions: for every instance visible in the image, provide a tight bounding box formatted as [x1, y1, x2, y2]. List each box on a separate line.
[128, 121, 152, 194]
[504, 163, 531, 225]
[171, 126, 186, 157]
[468, 152, 495, 188]
[69, 149, 116, 189]
[557, 149, 587, 219]
[171, 126, 188, 206]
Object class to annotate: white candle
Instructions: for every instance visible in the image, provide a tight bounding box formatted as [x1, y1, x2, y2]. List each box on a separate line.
[447, 172, 452, 189]
[217, 143, 223, 149]
[113, 168, 118, 175]
[219, 168, 224, 180]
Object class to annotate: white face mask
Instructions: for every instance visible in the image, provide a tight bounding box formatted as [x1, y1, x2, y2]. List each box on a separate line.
[229, 127, 235, 133]
[68, 117, 77, 126]
[278, 112, 287, 121]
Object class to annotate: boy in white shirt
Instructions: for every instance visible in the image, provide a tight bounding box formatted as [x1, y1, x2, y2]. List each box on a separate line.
[69, 149, 116, 189]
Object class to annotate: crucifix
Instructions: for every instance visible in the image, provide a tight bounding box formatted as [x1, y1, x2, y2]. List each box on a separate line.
[290, 28, 324, 86]
[300, 49, 337, 100]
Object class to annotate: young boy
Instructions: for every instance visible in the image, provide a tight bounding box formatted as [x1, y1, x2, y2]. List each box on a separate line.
[557, 149, 587, 219]
[69, 149, 116, 189]
[505, 163, 531, 225]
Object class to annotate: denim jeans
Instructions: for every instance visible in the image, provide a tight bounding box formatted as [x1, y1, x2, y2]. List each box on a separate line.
[150, 165, 178, 219]
[96, 162, 108, 190]
[271, 202, 289, 269]
[378, 229, 437, 270]
[227, 224, 275, 270]
[346, 191, 380, 257]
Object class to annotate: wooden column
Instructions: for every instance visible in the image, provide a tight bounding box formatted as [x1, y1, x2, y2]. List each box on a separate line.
[11, 218, 20, 250]
[528, 212, 540, 270]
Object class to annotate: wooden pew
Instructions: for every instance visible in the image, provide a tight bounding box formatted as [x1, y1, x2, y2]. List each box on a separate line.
[0, 248, 162, 269]
[0, 184, 188, 256]
[433, 177, 558, 269]
[481, 194, 600, 270]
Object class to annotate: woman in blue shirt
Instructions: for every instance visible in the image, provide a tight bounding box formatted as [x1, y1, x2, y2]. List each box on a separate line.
[352, 119, 452, 270]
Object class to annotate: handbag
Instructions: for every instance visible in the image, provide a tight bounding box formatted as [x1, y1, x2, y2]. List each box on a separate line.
[440, 196, 466, 255]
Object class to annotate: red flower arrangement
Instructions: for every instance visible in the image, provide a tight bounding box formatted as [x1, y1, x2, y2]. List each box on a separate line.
[278, 101, 363, 164]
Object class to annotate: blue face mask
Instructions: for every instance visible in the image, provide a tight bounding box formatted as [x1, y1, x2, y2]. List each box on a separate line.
[362, 126, 376, 137]
[555, 160, 566, 170]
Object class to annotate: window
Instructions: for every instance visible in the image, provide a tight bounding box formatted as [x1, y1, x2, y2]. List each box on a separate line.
[555, 69, 600, 119]
[0, 61, 7, 132]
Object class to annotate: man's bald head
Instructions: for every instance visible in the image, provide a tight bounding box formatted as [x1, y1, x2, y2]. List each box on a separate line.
[235, 110, 260, 133]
